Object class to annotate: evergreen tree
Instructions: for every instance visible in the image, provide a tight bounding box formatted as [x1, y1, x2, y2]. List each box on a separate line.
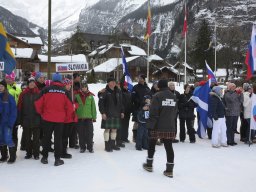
[190, 19, 213, 75]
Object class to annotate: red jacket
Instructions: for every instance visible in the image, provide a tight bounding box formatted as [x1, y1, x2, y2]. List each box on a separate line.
[34, 82, 74, 123]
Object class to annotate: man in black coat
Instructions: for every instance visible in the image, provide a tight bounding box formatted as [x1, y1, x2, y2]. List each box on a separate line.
[178, 84, 196, 143]
[131, 74, 150, 141]
[143, 79, 178, 178]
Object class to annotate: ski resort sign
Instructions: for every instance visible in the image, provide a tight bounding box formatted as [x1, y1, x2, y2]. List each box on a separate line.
[56, 63, 88, 72]
[0, 62, 4, 71]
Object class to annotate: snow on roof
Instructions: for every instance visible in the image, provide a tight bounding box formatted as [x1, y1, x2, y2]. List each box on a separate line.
[148, 54, 163, 62]
[98, 44, 114, 55]
[153, 66, 179, 75]
[170, 45, 181, 55]
[92, 56, 139, 73]
[128, 45, 147, 56]
[88, 50, 97, 57]
[17, 36, 43, 45]
[38, 54, 87, 64]
[183, 63, 193, 70]
[216, 68, 227, 77]
[11, 48, 34, 59]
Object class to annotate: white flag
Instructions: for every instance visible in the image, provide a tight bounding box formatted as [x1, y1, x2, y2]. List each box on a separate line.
[250, 93, 256, 130]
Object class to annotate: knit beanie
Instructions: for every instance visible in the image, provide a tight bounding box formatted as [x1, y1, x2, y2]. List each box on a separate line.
[243, 83, 251, 91]
[35, 72, 45, 81]
[0, 79, 7, 89]
[5, 72, 15, 81]
[62, 78, 72, 86]
[157, 79, 168, 89]
[28, 77, 35, 84]
[52, 73, 62, 82]
[212, 86, 223, 97]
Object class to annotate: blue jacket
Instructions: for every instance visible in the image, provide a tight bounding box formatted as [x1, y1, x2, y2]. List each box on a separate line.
[209, 92, 225, 120]
[0, 93, 17, 128]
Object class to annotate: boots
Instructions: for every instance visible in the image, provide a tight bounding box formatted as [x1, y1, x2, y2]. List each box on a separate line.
[7, 147, 16, 164]
[105, 141, 112, 152]
[0, 146, 8, 163]
[110, 140, 120, 151]
[61, 149, 72, 159]
[163, 162, 174, 178]
[54, 158, 64, 166]
[143, 158, 153, 172]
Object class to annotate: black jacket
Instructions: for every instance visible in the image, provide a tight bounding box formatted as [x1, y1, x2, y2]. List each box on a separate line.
[98, 86, 124, 118]
[122, 89, 132, 115]
[178, 92, 196, 119]
[147, 88, 178, 132]
[209, 92, 225, 119]
[170, 90, 180, 101]
[132, 83, 150, 112]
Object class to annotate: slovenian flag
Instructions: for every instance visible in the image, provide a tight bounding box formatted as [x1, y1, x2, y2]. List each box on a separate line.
[0, 22, 16, 74]
[182, 2, 187, 37]
[192, 80, 211, 138]
[245, 24, 256, 80]
[121, 47, 133, 92]
[205, 60, 217, 83]
[144, 0, 151, 41]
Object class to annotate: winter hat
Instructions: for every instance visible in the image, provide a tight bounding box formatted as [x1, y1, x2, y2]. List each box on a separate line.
[212, 86, 223, 97]
[107, 77, 115, 83]
[35, 72, 45, 80]
[139, 74, 146, 80]
[157, 79, 168, 89]
[0, 79, 7, 89]
[45, 79, 52, 87]
[243, 83, 251, 91]
[28, 77, 35, 84]
[52, 72, 62, 82]
[73, 73, 80, 79]
[5, 72, 15, 81]
[21, 82, 27, 90]
[62, 78, 72, 86]
[81, 80, 88, 88]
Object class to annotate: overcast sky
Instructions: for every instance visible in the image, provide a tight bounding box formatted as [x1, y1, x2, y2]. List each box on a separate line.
[0, 0, 97, 27]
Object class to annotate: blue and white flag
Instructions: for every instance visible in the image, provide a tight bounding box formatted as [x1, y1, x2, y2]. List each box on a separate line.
[192, 80, 211, 138]
[206, 60, 217, 83]
[121, 47, 133, 92]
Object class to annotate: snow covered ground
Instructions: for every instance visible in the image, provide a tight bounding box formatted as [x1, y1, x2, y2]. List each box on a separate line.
[0, 83, 255, 192]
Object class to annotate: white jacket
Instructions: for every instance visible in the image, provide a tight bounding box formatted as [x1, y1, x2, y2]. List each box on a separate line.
[243, 92, 252, 119]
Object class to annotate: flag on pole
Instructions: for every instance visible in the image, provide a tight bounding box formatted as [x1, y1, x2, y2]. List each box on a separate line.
[191, 80, 211, 138]
[0, 22, 16, 74]
[144, 0, 151, 41]
[245, 24, 256, 80]
[182, 3, 187, 37]
[205, 24, 217, 52]
[121, 47, 133, 92]
[250, 93, 256, 130]
[205, 60, 217, 83]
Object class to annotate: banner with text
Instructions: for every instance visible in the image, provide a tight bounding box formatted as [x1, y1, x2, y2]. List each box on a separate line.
[56, 63, 88, 72]
[0, 62, 4, 71]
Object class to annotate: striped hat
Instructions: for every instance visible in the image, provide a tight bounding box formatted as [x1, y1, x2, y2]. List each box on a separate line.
[62, 78, 72, 85]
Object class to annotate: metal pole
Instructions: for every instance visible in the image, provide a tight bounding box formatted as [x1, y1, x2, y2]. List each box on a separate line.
[214, 22, 217, 77]
[47, 0, 52, 79]
[184, 1, 187, 84]
[147, 38, 150, 83]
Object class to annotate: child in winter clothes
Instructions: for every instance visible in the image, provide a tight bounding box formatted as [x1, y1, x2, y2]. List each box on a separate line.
[136, 98, 150, 150]
[209, 86, 227, 148]
[75, 81, 97, 153]
[0, 80, 17, 164]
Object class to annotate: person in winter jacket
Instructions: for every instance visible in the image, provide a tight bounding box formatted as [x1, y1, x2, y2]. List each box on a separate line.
[209, 86, 227, 148]
[168, 81, 180, 143]
[35, 73, 74, 166]
[17, 77, 41, 159]
[5, 72, 21, 152]
[136, 100, 150, 150]
[0, 80, 17, 164]
[98, 77, 124, 152]
[75, 81, 96, 153]
[223, 83, 244, 146]
[34, 72, 46, 91]
[178, 84, 196, 143]
[131, 74, 150, 141]
[143, 79, 178, 178]
[20, 82, 28, 151]
[120, 83, 132, 143]
[61, 78, 77, 159]
[242, 83, 253, 144]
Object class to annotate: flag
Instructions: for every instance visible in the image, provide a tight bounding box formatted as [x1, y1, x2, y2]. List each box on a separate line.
[121, 47, 133, 92]
[205, 24, 217, 52]
[182, 3, 187, 37]
[144, 0, 151, 41]
[191, 80, 211, 138]
[0, 22, 16, 74]
[250, 93, 256, 130]
[205, 60, 217, 83]
[245, 24, 256, 80]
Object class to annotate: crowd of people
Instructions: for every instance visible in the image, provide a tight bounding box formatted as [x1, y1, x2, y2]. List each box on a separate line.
[0, 71, 255, 178]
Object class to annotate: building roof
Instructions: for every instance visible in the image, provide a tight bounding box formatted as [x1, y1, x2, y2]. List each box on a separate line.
[91, 56, 139, 73]
[11, 48, 34, 59]
[148, 54, 164, 62]
[16, 36, 43, 45]
[38, 54, 87, 64]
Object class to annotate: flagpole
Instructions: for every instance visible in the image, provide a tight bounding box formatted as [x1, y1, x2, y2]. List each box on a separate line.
[184, 1, 187, 84]
[214, 22, 217, 77]
[147, 37, 150, 84]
